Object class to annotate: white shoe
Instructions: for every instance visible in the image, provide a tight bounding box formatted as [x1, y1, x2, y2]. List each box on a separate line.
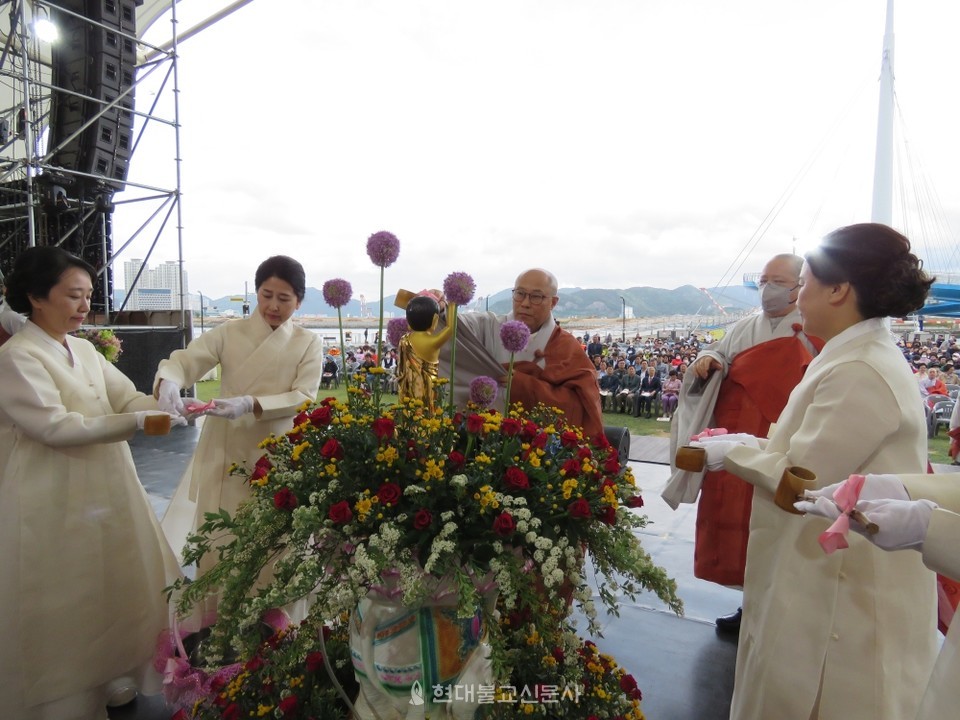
[105, 677, 138, 707]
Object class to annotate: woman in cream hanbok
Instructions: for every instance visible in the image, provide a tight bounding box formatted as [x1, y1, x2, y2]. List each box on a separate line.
[708, 224, 940, 720]
[156, 255, 323, 575]
[0, 247, 182, 720]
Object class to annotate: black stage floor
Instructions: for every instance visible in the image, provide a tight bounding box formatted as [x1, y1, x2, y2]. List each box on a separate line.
[113, 427, 740, 720]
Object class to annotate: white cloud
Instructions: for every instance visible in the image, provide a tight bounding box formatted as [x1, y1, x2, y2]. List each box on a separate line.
[115, 0, 960, 302]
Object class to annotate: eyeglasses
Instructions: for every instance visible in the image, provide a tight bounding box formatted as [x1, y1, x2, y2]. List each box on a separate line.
[512, 289, 551, 305]
[757, 280, 801, 290]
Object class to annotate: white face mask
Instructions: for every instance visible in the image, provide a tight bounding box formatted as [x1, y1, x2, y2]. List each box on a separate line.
[760, 283, 796, 315]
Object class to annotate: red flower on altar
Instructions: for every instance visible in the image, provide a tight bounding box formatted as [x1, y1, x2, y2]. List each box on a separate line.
[376, 482, 401, 506]
[493, 511, 516, 537]
[530, 432, 549, 449]
[619, 672, 642, 700]
[503, 466, 530, 491]
[447, 450, 466, 471]
[278, 696, 299, 716]
[561, 458, 581, 477]
[520, 420, 539, 441]
[598, 506, 616, 525]
[306, 651, 324, 673]
[273, 487, 298, 511]
[560, 430, 580, 448]
[371, 417, 395, 442]
[413, 509, 433, 530]
[568, 498, 591, 519]
[308, 404, 333, 426]
[222, 704, 241, 720]
[604, 455, 621, 474]
[466, 413, 485, 434]
[500, 417, 522, 436]
[328, 501, 352, 524]
[251, 455, 272, 482]
[577, 446, 593, 461]
[627, 495, 644, 508]
[320, 438, 344, 460]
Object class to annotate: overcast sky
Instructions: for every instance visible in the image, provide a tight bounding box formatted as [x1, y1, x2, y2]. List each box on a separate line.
[115, 0, 960, 302]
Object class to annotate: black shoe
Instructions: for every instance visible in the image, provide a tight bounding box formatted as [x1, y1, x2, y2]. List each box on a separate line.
[715, 607, 742, 633]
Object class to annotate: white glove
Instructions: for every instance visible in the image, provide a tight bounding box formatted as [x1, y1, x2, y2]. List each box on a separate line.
[690, 433, 760, 470]
[206, 395, 255, 420]
[799, 473, 910, 504]
[798, 496, 936, 551]
[135, 411, 188, 431]
[157, 380, 184, 416]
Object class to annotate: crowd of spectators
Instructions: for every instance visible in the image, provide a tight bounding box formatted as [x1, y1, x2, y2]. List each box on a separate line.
[579, 330, 708, 418]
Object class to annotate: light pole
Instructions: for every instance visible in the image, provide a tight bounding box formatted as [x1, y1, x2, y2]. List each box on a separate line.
[619, 296, 626, 342]
[198, 291, 205, 334]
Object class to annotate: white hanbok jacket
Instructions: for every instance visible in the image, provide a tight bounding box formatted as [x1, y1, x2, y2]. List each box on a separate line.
[156, 312, 323, 565]
[724, 318, 939, 720]
[894, 473, 960, 720]
[0, 322, 179, 713]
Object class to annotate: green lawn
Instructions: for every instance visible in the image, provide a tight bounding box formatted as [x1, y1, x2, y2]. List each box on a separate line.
[194, 379, 953, 464]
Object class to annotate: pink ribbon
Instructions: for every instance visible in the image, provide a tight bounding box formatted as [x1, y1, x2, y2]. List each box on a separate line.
[689, 427, 728, 442]
[818, 474, 866, 554]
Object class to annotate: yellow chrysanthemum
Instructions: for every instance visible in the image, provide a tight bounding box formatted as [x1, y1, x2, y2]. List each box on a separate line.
[561, 478, 579, 500]
[290, 441, 310, 463]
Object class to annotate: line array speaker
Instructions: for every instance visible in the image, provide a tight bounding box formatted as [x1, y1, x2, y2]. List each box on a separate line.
[48, 0, 138, 192]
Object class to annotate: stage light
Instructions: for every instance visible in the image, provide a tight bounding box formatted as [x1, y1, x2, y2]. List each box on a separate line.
[33, 17, 59, 43]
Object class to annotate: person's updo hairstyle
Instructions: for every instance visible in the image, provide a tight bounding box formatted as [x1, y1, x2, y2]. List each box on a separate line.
[4, 246, 95, 315]
[254, 255, 306, 301]
[804, 223, 934, 319]
[406, 295, 440, 331]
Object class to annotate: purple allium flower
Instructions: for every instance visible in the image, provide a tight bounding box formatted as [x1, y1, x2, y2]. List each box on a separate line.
[387, 317, 409, 348]
[469, 376, 499, 408]
[366, 231, 400, 268]
[322, 278, 353, 309]
[500, 320, 530, 354]
[442, 271, 476, 306]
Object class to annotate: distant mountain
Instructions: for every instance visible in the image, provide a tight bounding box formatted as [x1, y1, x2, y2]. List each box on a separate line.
[168, 284, 758, 319]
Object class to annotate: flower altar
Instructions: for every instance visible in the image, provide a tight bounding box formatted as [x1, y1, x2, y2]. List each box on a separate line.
[165, 234, 682, 719]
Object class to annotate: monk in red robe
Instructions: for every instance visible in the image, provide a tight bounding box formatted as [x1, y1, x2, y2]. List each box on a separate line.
[664, 254, 822, 632]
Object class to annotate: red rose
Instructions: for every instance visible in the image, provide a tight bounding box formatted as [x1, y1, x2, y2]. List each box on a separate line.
[447, 450, 466, 471]
[560, 430, 580, 448]
[503, 466, 530, 491]
[293, 411, 309, 426]
[577, 446, 593, 461]
[222, 704, 241, 720]
[530, 432, 549, 449]
[309, 405, 333, 426]
[245, 655, 265, 672]
[598, 505, 616, 525]
[500, 417, 522, 436]
[377, 482, 402, 506]
[619, 673, 642, 700]
[551, 646, 565, 663]
[273, 487, 298, 511]
[413, 509, 433, 530]
[492, 511, 515, 537]
[466, 413, 485, 434]
[286, 430, 303, 443]
[371, 417, 395, 441]
[406, 439, 420, 460]
[278, 696, 299, 716]
[520, 420, 539, 441]
[568, 498, 591, 518]
[328, 501, 353, 524]
[320, 438, 344, 460]
[627, 495, 644, 508]
[604, 456, 621, 474]
[251, 456, 272, 482]
[562, 458, 581, 477]
[593, 432, 612, 449]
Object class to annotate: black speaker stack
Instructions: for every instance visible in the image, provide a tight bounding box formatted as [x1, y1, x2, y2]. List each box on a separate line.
[48, 0, 138, 193]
